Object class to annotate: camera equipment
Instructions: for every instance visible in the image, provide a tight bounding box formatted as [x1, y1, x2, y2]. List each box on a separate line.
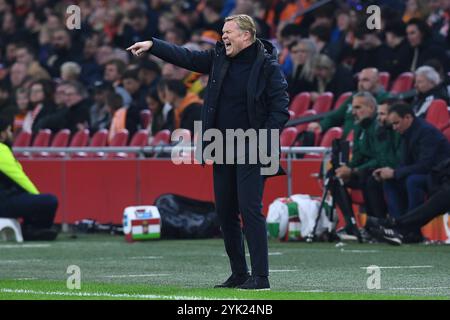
[308, 138, 362, 243]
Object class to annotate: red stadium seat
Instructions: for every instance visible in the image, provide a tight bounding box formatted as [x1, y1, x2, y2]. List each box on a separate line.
[72, 129, 108, 159]
[107, 129, 129, 158]
[304, 127, 343, 159]
[140, 109, 152, 130]
[13, 131, 32, 147]
[151, 129, 171, 146]
[390, 72, 414, 94]
[379, 72, 390, 90]
[13, 130, 32, 159]
[37, 129, 70, 158]
[320, 127, 343, 147]
[288, 110, 295, 120]
[32, 129, 52, 147]
[70, 129, 90, 147]
[425, 99, 450, 131]
[121, 130, 149, 159]
[280, 127, 298, 147]
[334, 92, 352, 110]
[289, 92, 311, 117]
[295, 109, 317, 135]
[312, 92, 334, 114]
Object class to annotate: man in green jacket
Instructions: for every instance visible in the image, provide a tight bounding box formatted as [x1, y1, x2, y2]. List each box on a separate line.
[307, 68, 391, 139]
[0, 117, 58, 240]
[333, 92, 400, 238]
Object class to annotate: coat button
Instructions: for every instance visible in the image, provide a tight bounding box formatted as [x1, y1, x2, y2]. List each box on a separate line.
[212, 80, 216, 83]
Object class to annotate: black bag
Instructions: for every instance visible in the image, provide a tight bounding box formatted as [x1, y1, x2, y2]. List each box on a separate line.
[154, 194, 221, 239]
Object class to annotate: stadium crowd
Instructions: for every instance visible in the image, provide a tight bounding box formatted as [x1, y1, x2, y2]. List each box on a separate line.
[0, 0, 450, 244]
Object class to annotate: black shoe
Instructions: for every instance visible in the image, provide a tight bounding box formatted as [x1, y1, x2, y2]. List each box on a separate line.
[214, 273, 250, 288]
[381, 227, 402, 246]
[237, 276, 270, 290]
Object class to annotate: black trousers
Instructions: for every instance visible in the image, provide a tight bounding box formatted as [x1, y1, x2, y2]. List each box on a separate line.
[213, 163, 268, 277]
[0, 193, 58, 229]
[334, 169, 387, 230]
[395, 184, 450, 234]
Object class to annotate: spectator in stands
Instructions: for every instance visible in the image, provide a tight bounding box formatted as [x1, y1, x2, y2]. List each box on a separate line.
[8, 62, 29, 91]
[89, 81, 114, 134]
[309, 25, 339, 62]
[278, 23, 302, 76]
[79, 34, 103, 87]
[114, 7, 155, 49]
[145, 88, 165, 135]
[0, 116, 58, 241]
[106, 92, 137, 144]
[201, 0, 225, 34]
[384, 20, 411, 80]
[22, 79, 56, 134]
[45, 28, 78, 78]
[13, 87, 29, 134]
[138, 59, 161, 94]
[160, 79, 202, 135]
[310, 54, 354, 103]
[14, 44, 50, 81]
[307, 68, 390, 139]
[403, 0, 431, 22]
[60, 62, 81, 82]
[286, 39, 317, 98]
[34, 81, 90, 135]
[103, 59, 132, 107]
[406, 18, 449, 71]
[411, 65, 449, 117]
[346, 24, 391, 74]
[374, 103, 450, 241]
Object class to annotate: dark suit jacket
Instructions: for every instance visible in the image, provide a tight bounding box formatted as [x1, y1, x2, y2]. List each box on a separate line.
[149, 38, 290, 176]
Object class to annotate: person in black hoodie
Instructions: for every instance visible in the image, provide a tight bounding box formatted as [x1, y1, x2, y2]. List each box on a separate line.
[127, 14, 289, 290]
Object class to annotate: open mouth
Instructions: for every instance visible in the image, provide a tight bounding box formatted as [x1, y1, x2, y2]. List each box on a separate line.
[225, 42, 232, 49]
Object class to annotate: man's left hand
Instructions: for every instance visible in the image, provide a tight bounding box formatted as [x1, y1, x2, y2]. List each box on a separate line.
[335, 165, 352, 181]
[378, 167, 395, 180]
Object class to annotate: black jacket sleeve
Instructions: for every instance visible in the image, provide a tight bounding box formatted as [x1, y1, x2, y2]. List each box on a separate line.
[262, 61, 290, 130]
[150, 38, 214, 75]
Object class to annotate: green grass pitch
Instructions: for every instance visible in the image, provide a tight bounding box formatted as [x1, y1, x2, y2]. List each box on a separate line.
[0, 234, 449, 300]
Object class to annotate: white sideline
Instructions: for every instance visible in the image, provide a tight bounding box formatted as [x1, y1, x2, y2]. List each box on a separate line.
[0, 288, 236, 300]
[360, 265, 433, 269]
[102, 274, 170, 278]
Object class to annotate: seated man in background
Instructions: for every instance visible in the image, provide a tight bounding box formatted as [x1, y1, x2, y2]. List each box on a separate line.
[333, 92, 399, 240]
[374, 103, 450, 242]
[0, 117, 58, 240]
[368, 157, 450, 245]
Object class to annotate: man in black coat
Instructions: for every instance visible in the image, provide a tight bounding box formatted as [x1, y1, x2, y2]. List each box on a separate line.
[128, 14, 290, 290]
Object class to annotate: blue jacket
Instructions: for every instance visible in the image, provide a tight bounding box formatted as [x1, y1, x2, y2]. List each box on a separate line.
[394, 117, 450, 180]
[149, 38, 290, 175]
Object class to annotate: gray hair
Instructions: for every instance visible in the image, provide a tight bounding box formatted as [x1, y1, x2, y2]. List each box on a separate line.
[353, 91, 377, 109]
[225, 14, 256, 42]
[415, 66, 441, 85]
[61, 62, 81, 76]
